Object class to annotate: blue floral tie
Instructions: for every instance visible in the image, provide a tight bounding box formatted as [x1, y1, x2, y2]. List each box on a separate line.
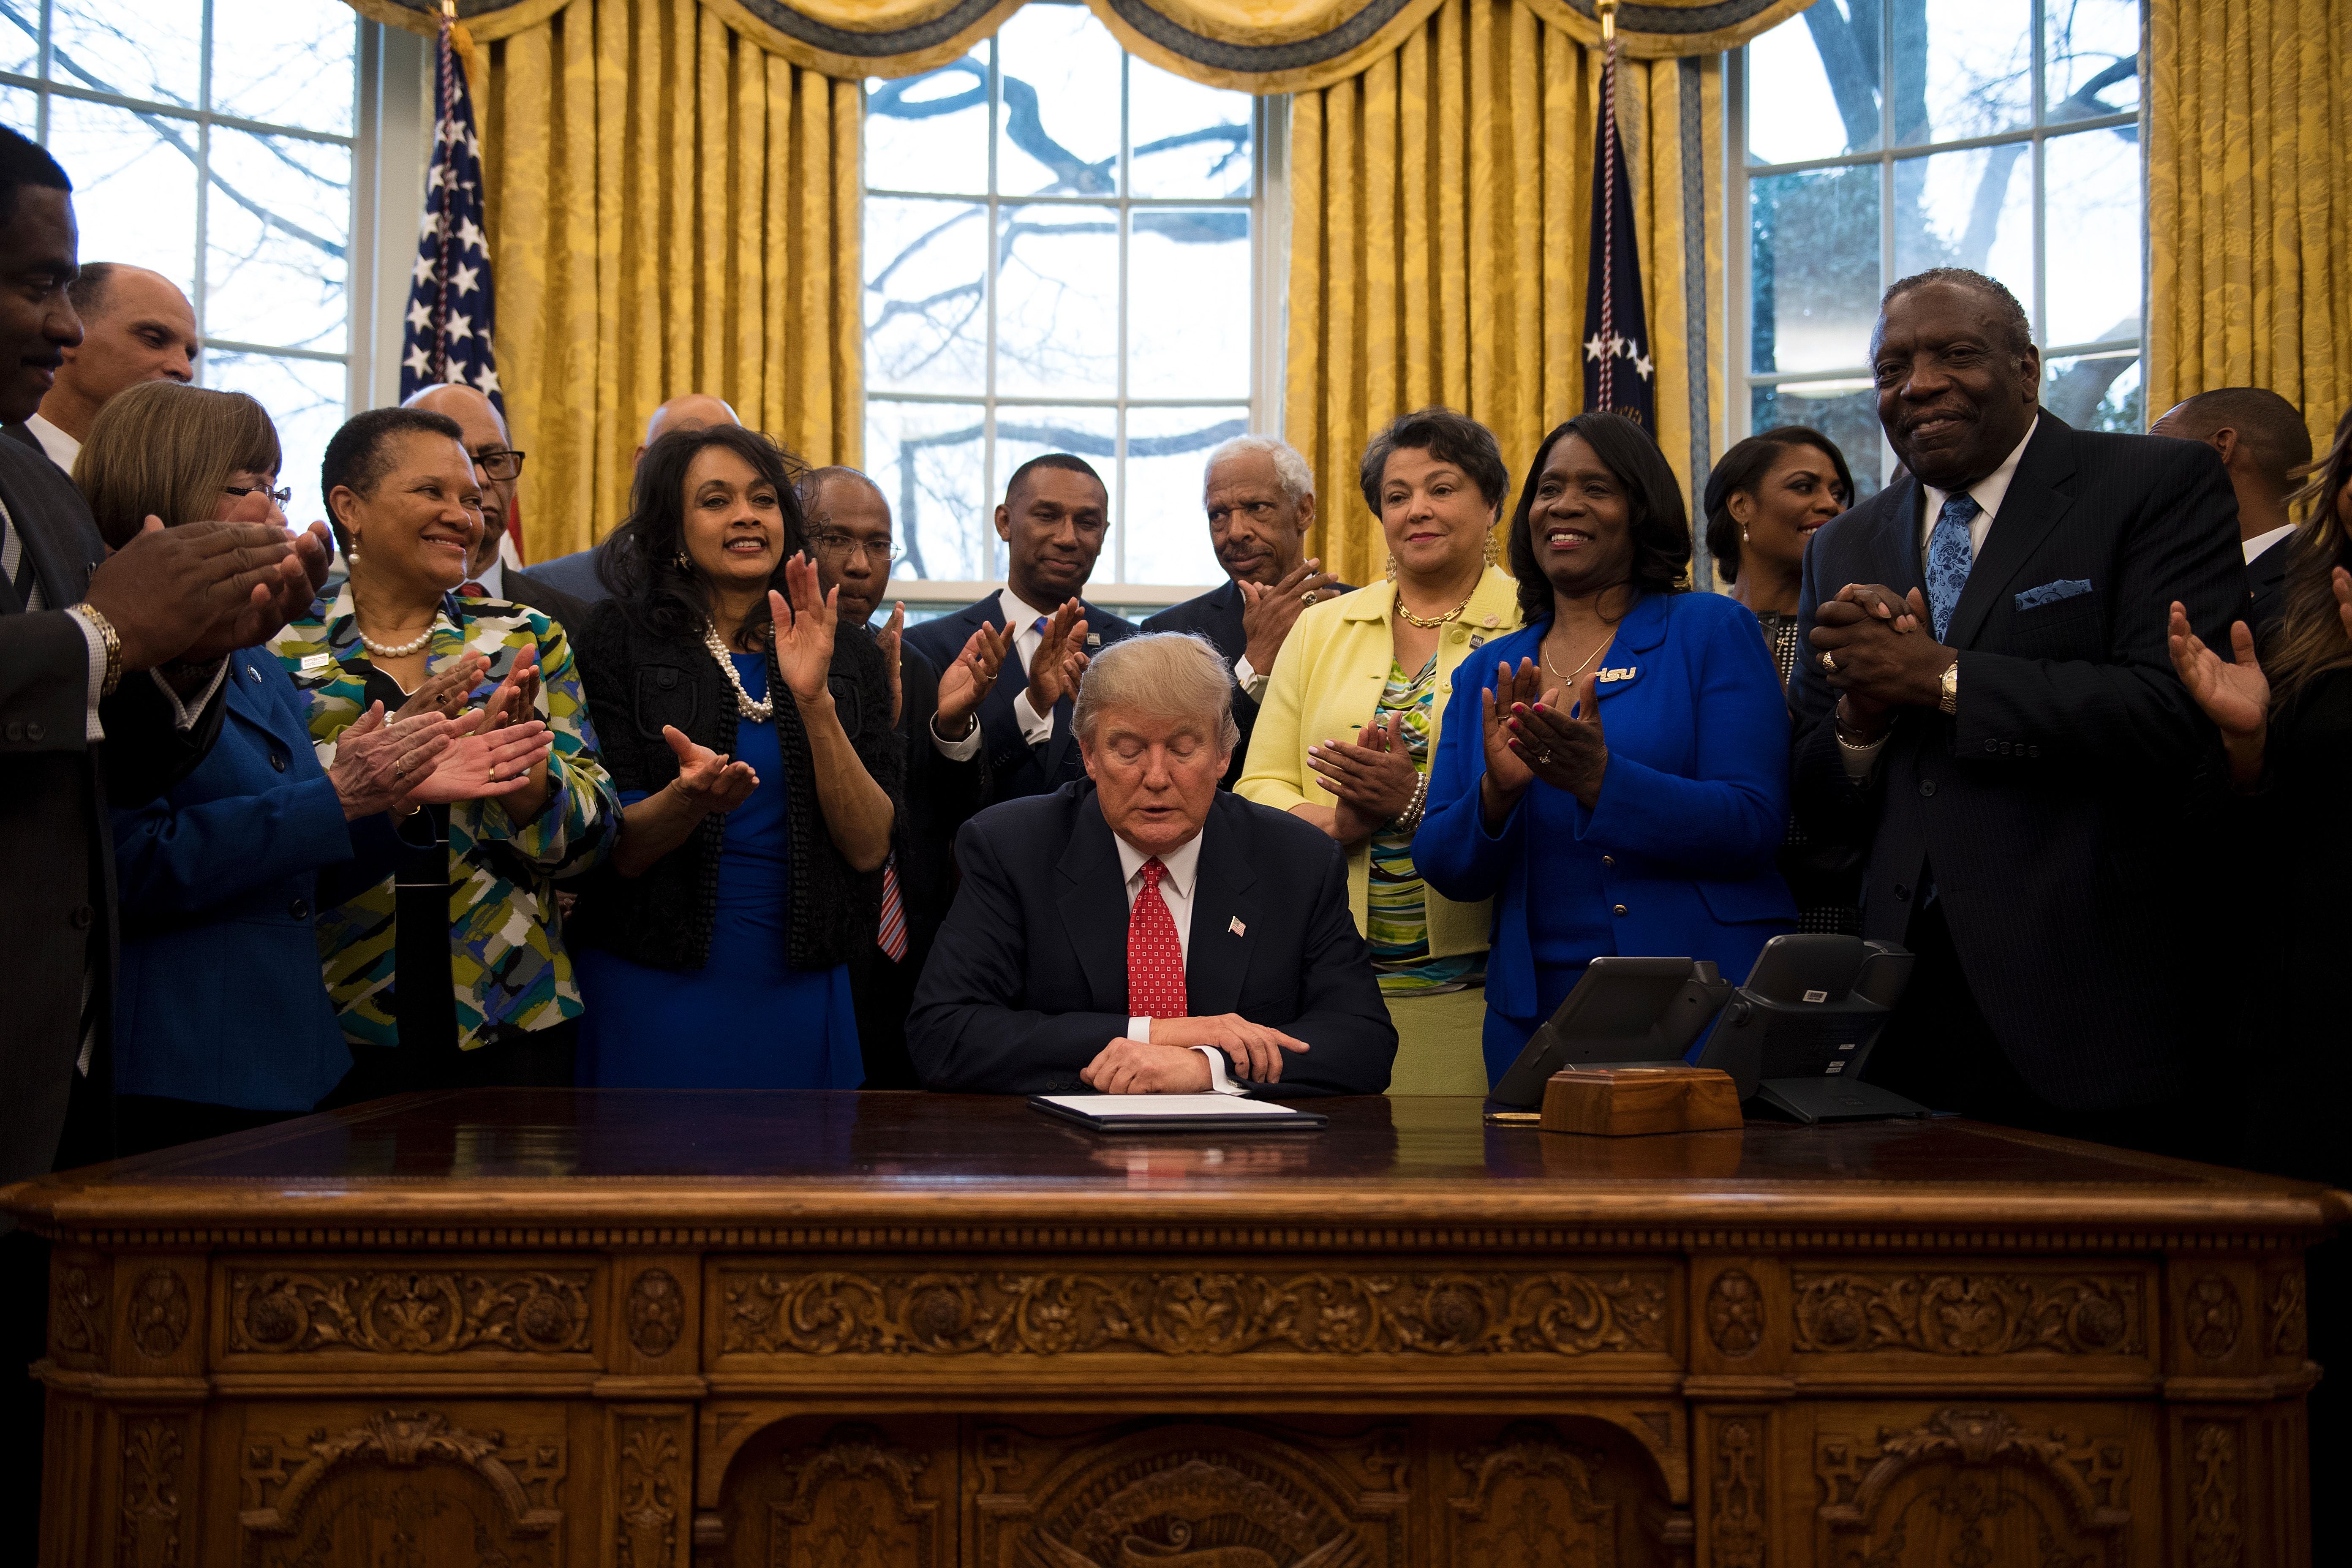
[1924, 492, 1980, 642]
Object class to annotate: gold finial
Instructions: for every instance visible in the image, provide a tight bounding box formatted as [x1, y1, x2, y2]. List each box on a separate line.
[1597, 0, 1618, 44]
[441, 0, 457, 18]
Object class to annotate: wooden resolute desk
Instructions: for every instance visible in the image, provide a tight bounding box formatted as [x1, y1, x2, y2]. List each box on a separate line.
[4, 1092, 2340, 1566]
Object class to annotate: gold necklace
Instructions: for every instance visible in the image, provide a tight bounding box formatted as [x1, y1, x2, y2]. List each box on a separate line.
[1393, 581, 1478, 629]
[1542, 625, 1617, 685]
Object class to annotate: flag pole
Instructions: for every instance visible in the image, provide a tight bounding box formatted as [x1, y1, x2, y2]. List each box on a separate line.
[1596, 0, 1620, 412]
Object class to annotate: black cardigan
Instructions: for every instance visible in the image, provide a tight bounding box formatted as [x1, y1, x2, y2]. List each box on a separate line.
[568, 599, 904, 972]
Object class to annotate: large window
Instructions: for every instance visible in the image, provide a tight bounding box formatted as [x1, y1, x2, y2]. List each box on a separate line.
[1732, 0, 2145, 496]
[0, 0, 371, 518]
[863, 3, 1276, 605]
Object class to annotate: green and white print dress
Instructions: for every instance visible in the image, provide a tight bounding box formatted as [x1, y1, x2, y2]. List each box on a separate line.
[1365, 653, 1480, 996]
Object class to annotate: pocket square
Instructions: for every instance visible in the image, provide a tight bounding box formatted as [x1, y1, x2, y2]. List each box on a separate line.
[2014, 578, 2093, 612]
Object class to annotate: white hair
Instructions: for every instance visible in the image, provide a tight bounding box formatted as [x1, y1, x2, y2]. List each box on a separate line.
[1072, 633, 1241, 754]
[1203, 434, 1314, 505]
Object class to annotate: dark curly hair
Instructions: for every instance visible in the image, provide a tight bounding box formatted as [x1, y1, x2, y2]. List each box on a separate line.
[1506, 412, 1690, 625]
[1356, 406, 1511, 519]
[599, 423, 808, 651]
[1701, 425, 1853, 583]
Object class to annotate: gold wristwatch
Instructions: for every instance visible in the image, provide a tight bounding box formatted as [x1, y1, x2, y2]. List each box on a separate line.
[1937, 657, 1959, 716]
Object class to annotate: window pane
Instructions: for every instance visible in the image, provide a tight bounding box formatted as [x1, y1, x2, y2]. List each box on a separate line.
[2043, 349, 2141, 431]
[1892, 0, 2032, 147]
[1749, 166, 1878, 375]
[1127, 208, 1249, 400]
[866, 399, 988, 580]
[995, 5, 1120, 198]
[2044, 126, 2140, 347]
[994, 404, 1114, 579]
[46, 96, 198, 297]
[1123, 407, 1247, 585]
[1750, 381, 1883, 499]
[0, 85, 32, 135]
[865, 57, 988, 198]
[996, 202, 1119, 398]
[202, 351, 346, 525]
[205, 128, 351, 353]
[2047, 0, 2141, 121]
[864, 196, 986, 396]
[0, 8, 34, 79]
[1747, 12, 1873, 164]
[52, 0, 201, 108]
[1129, 60, 1250, 199]
[210, 0, 356, 136]
[1891, 144, 2034, 317]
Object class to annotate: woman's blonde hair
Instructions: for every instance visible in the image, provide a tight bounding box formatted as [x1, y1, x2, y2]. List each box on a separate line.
[75, 381, 282, 549]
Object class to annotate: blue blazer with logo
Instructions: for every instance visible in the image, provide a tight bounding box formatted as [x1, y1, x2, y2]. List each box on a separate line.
[1418, 591, 1796, 1064]
[109, 647, 376, 1111]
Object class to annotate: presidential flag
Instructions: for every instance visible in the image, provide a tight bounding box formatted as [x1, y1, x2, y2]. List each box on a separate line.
[1581, 33, 1654, 430]
[400, 16, 501, 415]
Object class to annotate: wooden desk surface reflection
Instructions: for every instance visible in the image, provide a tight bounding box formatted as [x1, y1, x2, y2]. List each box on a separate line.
[6, 1092, 2341, 1567]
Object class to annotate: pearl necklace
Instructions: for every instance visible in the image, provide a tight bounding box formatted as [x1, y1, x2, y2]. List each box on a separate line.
[702, 622, 773, 721]
[356, 615, 444, 659]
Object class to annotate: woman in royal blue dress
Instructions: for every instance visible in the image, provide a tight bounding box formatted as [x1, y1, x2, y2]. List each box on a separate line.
[1417, 413, 1797, 1086]
[569, 425, 901, 1088]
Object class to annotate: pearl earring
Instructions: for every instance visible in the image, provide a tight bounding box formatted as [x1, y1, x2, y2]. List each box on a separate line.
[1741, 527, 1750, 544]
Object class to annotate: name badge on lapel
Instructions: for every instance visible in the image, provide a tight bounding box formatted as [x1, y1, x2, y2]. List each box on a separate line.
[299, 651, 334, 673]
[1595, 665, 1639, 686]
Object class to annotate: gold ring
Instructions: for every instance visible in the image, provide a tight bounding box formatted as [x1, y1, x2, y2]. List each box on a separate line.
[1819, 651, 1838, 675]
[394, 759, 407, 780]
[1300, 590, 1318, 607]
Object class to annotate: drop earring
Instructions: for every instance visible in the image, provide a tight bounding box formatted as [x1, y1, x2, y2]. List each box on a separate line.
[1384, 552, 1398, 581]
[1741, 527, 1750, 544]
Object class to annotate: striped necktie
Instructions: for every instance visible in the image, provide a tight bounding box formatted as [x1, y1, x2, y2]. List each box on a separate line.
[0, 496, 42, 612]
[876, 856, 909, 963]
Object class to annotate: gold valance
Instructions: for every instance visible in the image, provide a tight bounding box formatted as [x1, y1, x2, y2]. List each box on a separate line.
[350, 0, 1811, 89]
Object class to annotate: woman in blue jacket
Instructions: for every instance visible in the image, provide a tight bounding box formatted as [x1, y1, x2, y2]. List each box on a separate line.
[87, 383, 553, 1154]
[1418, 413, 1796, 1084]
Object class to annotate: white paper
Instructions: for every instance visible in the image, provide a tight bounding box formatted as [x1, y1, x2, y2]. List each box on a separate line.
[1039, 1094, 1300, 1118]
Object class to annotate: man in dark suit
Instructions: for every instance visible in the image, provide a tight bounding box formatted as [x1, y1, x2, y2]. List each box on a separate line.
[0, 126, 330, 1558]
[1789, 266, 2244, 1157]
[1142, 435, 1345, 787]
[902, 454, 1141, 806]
[799, 465, 1005, 1086]
[909, 632, 1394, 1097]
[404, 382, 591, 632]
[2149, 386, 2312, 637]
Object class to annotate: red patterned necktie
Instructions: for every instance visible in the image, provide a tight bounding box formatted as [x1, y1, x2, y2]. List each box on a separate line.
[459, 580, 487, 597]
[1126, 858, 1187, 1019]
[876, 857, 908, 963]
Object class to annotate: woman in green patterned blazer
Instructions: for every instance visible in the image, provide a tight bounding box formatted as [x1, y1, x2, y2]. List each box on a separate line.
[270, 406, 622, 1096]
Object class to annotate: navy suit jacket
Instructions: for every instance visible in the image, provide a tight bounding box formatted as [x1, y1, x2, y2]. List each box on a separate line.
[1419, 594, 1796, 1064]
[902, 593, 1141, 805]
[1788, 413, 2245, 1109]
[109, 647, 388, 1110]
[520, 545, 610, 607]
[1144, 576, 1355, 790]
[908, 782, 1396, 1096]
[2246, 531, 2293, 640]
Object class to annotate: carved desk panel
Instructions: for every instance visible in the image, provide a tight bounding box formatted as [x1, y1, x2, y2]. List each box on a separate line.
[4, 1091, 2341, 1567]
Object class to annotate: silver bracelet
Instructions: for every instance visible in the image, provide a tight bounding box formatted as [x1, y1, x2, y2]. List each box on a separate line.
[1389, 771, 1429, 835]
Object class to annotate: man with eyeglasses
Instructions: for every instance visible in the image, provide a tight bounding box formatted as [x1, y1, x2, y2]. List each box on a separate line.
[799, 465, 1007, 1086]
[403, 382, 589, 633]
[3, 261, 196, 472]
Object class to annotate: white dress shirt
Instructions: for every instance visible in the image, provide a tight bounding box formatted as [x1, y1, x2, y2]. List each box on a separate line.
[466, 554, 506, 597]
[25, 412, 79, 472]
[1111, 826, 1245, 1094]
[929, 586, 1067, 763]
[1843, 416, 2040, 779]
[2243, 523, 2295, 564]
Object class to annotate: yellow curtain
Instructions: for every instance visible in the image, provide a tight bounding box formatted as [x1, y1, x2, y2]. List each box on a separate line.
[1285, 0, 1723, 587]
[2147, 0, 2352, 457]
[466, 0, 861, 560]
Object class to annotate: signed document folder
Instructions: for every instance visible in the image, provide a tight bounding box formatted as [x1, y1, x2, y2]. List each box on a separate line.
[1028, 1094, 1330, 1133]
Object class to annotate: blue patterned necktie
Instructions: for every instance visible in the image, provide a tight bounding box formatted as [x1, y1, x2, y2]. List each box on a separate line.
[1924, 492, 1981, 642]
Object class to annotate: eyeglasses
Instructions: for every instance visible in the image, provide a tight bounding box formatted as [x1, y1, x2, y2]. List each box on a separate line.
[806, 530, 903, 565]
[473, 448, 527, 481]
[224, 483, 293, 506]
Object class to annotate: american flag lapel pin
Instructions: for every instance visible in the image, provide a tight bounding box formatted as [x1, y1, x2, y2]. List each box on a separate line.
[1229, 917, 1246, 937]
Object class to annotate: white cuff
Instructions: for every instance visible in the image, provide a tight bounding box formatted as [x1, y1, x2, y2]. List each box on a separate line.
[150, 658, 231, 732]
[1126, 1015, 1151, 1043]
[1838, 729, 1889, 781]
[1190, 1045, 1247, 1095]
[929, 710, 983, 761]
[1012, 687, 1054, 747]
[1233, 653, 1268, 701]
[72, 610, 106, 742]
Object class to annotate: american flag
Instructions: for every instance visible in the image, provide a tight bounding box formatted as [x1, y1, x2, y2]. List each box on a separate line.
[400, 16, 501, 413]
[1582, 30, 1654, 430]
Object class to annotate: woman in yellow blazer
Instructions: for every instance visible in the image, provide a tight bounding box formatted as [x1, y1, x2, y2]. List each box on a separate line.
[1238, 408, 1522, 1093]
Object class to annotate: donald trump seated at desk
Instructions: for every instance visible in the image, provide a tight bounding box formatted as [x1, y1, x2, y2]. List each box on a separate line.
[909, 633, 1396, 1096]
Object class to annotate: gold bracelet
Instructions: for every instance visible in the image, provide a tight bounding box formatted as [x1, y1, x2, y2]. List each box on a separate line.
[70, 604, 123, 697]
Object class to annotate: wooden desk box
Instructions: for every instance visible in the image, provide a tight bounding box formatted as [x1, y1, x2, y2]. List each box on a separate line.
[4, 1092, 2340, 1566]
